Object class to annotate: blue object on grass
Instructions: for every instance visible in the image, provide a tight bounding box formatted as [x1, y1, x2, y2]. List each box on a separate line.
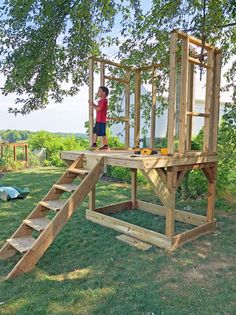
[0, 185, 30, 201]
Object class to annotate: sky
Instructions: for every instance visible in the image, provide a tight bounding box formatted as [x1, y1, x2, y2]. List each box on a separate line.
[0, 1, 233, 133]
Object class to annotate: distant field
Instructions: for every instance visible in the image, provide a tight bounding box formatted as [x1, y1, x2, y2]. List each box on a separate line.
[0, 167, 235, 315]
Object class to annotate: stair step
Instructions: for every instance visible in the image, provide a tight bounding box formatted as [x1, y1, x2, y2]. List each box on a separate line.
[7, 236, 36, 254]
[39, 199, 66, 211]
[53, 183, 78, 192]
[23, 217, 51, 231]
[68, 168, 89, 175]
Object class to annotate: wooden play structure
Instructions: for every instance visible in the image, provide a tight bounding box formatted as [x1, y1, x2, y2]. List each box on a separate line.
[0, 142, 29, 167]
[0, 30, 222, 279]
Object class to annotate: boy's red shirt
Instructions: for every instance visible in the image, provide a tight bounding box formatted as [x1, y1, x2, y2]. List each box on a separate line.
[96, 98, 108, 123]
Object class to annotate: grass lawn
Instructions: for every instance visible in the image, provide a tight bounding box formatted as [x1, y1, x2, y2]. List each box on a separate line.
[0, 167, 235, 315]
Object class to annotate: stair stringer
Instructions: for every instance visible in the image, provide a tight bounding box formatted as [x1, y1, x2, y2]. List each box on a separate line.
[6, 156, 104, 279]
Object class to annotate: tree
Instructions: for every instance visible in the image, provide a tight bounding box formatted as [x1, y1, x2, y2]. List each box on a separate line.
[0, 0, 235, 117]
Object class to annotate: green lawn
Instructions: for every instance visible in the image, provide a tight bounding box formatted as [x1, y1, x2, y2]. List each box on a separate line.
[0, 168, 235, 315]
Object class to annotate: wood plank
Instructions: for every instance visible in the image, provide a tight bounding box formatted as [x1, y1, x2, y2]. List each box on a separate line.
[39, 199, 66, 211]
[89, 58, 94, 146]
[204, 49, 214, 152]
[7, 236, 35, 254]
[188, 56, 212, 68]
[141, 169, 172, 209]
[125, 70, 131, 148]
[134, 69, 141, 147]
[143, 155, 217, 169]
[89, 186, 96, 211]
[68, 168, 89, 175]
[94, 201, 133, 214]
[86, 210, 172, 250]
[211, 51, 222, 152]
[187, 111, 210, 117]
[104, 75, 128, 84]
[6, 157, 105, 278]
[0, 242, 17, 260]
[131, 169, 137, 209]
[174, 29, 216, 50]
[100, 61, 105, 85]
[150, 68, 157, 148]
[167, 32, 177, 155]
[137, 63, 161, 71]
[109, 117, 129, 122]
[172, 221, 216, 250]
[116, 234, 152, 251]
[137, 200, 207, 226]
[23, 218, 51, 232]
[91, 57, 132, 70]
[165, 168, 176, 237]
[178, 37, 189, 154]
[53, 183, 78, 193]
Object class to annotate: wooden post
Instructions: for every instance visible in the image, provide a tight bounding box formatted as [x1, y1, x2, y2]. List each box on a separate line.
[186, 63, 195, 151]
[25, 144, 29, 166]
[100, 61, 105, 86]
[205, 165, 217, 222]
[125, 71, 131, 148]
[89, 57, 94, 146]
[203, 49, 214, 152]
[131, 169, 137, 209]
[13, 145, 16, 161]
[210, 50, 222, 153]
[165, 167, 176, 237]
[150, 68, 157, 148]
[89, 187, 96, 211]
[134, 69, 141, 148]
[178, 37, 189, 154]
[0, 145, 3, 158]
[167, 32, 178, 155]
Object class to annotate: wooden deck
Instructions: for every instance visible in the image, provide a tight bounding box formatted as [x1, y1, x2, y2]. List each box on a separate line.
[61, 150, 217, 169]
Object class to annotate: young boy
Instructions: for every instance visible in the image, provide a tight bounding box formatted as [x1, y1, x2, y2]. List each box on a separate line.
[91, 86, 109, 150]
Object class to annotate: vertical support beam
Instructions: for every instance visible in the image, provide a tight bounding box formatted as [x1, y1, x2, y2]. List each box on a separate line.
[206, 165, 217, 222]
[125, 71, 131, 148]
[134, 69, 141, 148]
[165, 167, 177, 238]
[150, 68, 157, 148]
[186, 63, 195, 151]
[25, 144, 29, 167]
[207, 181, 216, 222]
[131, 169, 137, 209]
[89, 57, 94, 146]
[100, 61, 105, 86]
[167, 32, 178, 155]
[13, 145, 16, 161]
[89, 187, 96, 211]
[210, 50, 222, 153]
[178, 37, 189, 154]
[204, 49, 214, 152]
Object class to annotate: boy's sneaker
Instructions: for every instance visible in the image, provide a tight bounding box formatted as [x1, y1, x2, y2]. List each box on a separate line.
[92, 143, 97, 147]
[99, 145, 110, 150]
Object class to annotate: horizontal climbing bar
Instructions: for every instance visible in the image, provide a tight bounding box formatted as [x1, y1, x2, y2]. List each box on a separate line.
[187, 111, 210, 118]
[188, 56, 213, 69]
[174, 29, 216, 51]
[89, 56, 132, 69]
[138, 63, 162, 71]
[104, 75, 129, 84]
[108, 117, 129, 122]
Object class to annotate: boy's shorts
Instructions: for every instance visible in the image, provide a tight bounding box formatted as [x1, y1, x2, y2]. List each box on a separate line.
[93, 122, 106, 136]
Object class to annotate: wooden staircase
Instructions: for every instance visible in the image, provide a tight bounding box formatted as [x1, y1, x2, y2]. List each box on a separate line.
[0, 155, 104, 279]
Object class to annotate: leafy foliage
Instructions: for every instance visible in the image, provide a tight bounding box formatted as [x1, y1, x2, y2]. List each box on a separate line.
[1, 1, 235, 119]
[28, 130, 88, 166]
